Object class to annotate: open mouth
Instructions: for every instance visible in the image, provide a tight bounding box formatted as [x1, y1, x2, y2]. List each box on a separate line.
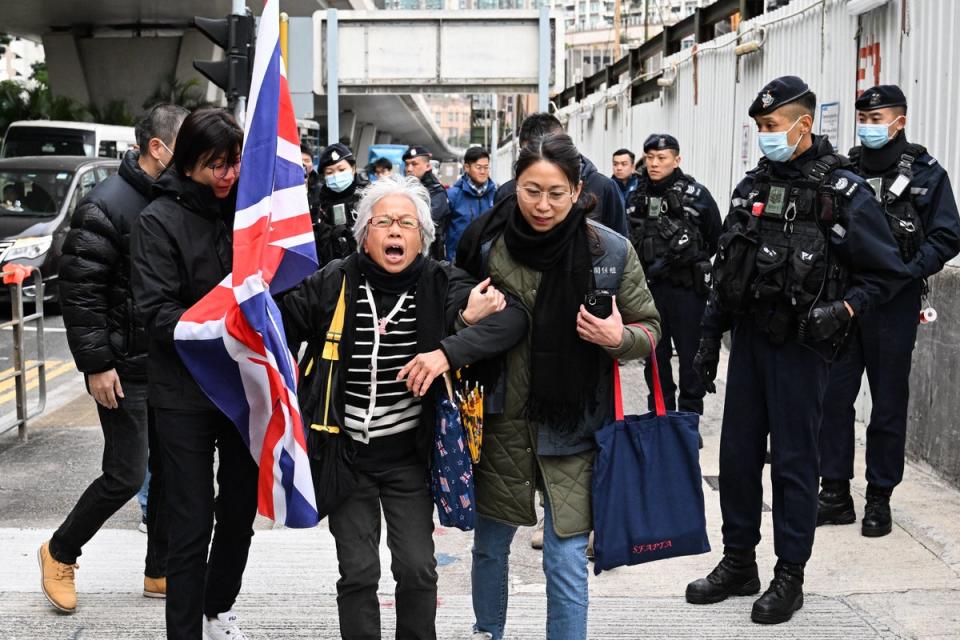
[384, 242, 405, 263]
[530, 215, 552, 227]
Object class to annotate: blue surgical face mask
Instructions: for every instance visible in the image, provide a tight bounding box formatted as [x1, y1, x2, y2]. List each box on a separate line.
[325, 169, 354, 193]
[757, 117, 805, 163]
[857, 117, 903, 149]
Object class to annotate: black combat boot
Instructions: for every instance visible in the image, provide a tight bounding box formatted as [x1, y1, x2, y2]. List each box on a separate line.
[862, 484, 893, 537]
[817, 478, 856, 526]
[751, 560, 804, 624]
[685, 548, 761, 604]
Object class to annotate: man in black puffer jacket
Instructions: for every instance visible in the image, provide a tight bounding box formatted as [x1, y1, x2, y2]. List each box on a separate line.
[38, 104, 187, 614]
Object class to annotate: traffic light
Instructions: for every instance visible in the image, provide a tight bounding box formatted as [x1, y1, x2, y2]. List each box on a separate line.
[192, 13, 255, 106]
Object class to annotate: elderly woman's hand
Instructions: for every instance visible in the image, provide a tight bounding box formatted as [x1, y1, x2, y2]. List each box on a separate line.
[462, 277, 507, 325]
[577, 295, 625, 348]
[397, 349, 450, 397]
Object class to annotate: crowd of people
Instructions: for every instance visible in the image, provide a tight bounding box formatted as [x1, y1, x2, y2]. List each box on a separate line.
[33, 73, 960, 640]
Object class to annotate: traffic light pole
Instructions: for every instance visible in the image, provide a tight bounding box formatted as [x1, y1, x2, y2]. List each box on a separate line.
[326, 9, 339, 145]
[233, 0, 248, 126]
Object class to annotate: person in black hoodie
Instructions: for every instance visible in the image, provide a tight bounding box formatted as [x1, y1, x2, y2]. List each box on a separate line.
[493, 112, 629, 237]
[403, 145, 451, 258]
[131, 108, 252, 640]
[314, 142, 369, 266]
[38, 103, 187, 614]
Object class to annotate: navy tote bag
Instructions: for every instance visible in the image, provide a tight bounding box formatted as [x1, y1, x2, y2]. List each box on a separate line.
[591, 324, 710, 574]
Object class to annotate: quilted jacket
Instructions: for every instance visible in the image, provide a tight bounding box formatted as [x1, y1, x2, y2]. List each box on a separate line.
[475, 221, 661, 537]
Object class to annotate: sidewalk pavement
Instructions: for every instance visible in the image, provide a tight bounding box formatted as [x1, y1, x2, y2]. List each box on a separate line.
[1, 354, 958, 639]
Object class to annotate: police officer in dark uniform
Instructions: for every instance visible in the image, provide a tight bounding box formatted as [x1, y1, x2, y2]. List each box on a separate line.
[817, 85, 960, 537]
[313, 142, 369, 266]
[626, 134, 721, 425]
[685, 77, 909, 624]
[403, 145, 450, 259]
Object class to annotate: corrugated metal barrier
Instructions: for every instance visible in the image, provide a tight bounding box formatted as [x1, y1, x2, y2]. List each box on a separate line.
[499, 0, 958, 259]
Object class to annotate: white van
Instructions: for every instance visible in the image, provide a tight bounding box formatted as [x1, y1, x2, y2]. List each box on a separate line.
[0, 120, 137, 160]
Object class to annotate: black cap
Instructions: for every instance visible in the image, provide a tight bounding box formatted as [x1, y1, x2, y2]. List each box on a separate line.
[855, 85, 907, 112]
[748, 76, 811, 117]
[402, 145, 432, 161]
[318, 143, 354, 170]
[643, 134, 679, 153]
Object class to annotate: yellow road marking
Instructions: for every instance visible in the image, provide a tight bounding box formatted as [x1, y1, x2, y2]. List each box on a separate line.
[0, 360, 61, 392]
[0, 361, 76, 404]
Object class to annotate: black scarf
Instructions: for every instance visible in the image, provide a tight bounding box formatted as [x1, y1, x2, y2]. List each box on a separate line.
[502, 202, 606, 431]
[860, 131, 909, 176]
[357, 250, 426, 295]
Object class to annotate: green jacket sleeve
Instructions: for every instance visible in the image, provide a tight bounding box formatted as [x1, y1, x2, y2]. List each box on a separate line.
[605, 241, 661, 360]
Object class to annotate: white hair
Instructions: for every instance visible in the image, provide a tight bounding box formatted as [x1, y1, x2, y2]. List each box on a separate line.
[353, 175, 436, 256]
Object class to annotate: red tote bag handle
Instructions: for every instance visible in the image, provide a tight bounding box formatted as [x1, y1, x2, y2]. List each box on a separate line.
[612, 323, 666, 420]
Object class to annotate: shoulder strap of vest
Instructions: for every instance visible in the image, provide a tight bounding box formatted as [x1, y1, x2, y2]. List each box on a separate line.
[847, 146, 861, 166]
[802, 152, 848, 187]
[585, 219, 629, 290]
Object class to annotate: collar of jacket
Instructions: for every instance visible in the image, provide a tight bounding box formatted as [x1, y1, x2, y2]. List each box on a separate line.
[456, 174, 494, 198]
[118, 150, 155, 199]
[643, 167, 685, 195]
[860, 131, 910, 176]
[152, 168, 234, 221]
[420, 169, 444, 191]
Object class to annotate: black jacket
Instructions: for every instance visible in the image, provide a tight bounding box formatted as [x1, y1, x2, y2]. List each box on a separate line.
[59, 151, 154, 381]
[495, 155, 629, 236]
[130, 170, 235, 410]
[279, 253, 528, 462]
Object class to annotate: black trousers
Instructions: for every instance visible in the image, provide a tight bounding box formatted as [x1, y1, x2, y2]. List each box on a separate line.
[328, 462, 438, 640]
[719, 319, 828, 565]
[819, 281, 922, 489]
[155, 408, 258, 640]
[49, 380, 166, 577]
[644, 282, 707, 414]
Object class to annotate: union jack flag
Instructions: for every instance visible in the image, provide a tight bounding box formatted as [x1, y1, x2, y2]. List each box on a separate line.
[173, 0, 319, 528]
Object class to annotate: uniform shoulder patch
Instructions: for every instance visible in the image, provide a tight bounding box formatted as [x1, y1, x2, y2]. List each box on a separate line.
[832, 172, 860, 199]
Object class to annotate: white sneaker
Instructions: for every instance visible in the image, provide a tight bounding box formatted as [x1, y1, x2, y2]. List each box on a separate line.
[138, 516, 148, 534]
[203, 610, 249, 640]
[472, 633, 493, 640]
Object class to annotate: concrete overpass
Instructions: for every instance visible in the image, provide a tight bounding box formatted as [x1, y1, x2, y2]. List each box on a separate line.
[0, 0, 459, 161]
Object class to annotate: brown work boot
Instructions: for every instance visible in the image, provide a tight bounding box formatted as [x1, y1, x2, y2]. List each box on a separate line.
[38, 541, 78, 613]
[143, 576, 167, 599]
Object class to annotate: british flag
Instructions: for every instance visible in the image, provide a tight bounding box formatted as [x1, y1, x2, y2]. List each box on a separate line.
[173, 0, 320, 528]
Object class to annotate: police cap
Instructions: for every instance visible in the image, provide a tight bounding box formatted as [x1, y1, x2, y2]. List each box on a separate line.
[318, 143, 354, 170]
[748, 76, 811, 117]
[643, 134, 680, 153]
[855, 85, 907, 112]
[402, 145, 432, 161]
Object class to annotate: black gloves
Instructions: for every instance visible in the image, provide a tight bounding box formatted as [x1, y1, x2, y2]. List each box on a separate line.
[694, 336, 721, 394]
[803, 300, 852, 343]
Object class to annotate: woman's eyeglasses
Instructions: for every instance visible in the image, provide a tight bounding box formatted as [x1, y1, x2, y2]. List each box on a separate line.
[205, 160, 241, 180]
[368, 215, 420, 230]
[517, 185, 573, 205]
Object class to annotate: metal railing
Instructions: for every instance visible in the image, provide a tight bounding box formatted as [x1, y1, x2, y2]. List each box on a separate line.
[0, 266, 46, 441]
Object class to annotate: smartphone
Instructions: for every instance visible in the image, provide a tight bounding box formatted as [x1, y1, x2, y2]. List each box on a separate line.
[584, 289, 614, 319]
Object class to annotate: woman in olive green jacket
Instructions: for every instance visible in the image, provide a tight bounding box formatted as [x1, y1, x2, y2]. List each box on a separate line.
[457, 133, 661, 640]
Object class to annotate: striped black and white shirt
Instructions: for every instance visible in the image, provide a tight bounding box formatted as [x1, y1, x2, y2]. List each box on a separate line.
[343, 280, 422, 445]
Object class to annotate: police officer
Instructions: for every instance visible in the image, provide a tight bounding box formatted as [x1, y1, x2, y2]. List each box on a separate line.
[817, 85, 960, 537]
[403, 145, 450, 258]
[686, 76, 909, 624]
[313, 142, 369, 266]
[626, 134, 721, 427]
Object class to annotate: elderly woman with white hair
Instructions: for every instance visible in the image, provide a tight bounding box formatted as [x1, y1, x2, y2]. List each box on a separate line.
[279, 175, 527, 640]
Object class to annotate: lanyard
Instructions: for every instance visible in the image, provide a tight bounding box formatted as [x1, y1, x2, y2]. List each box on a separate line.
[363, 282, 409, 336]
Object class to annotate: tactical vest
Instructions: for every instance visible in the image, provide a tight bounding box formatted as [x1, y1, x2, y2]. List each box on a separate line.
[849, 144, 927, 261]
[713, 152, 851, 346]
[626, 173, 709, 291]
